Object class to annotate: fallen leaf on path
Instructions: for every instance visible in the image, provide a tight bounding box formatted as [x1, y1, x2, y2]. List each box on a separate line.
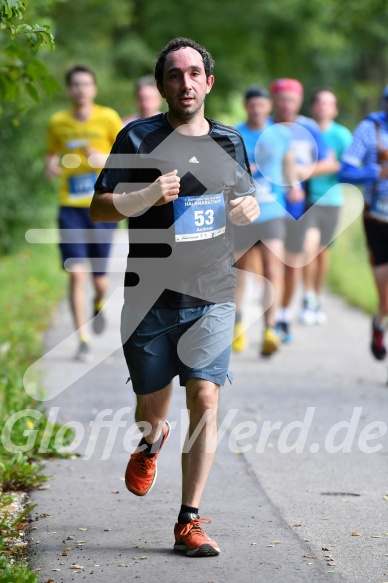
[132, 556, 149, 560]
[79, 527, 88, 531]
[351, 532, 361, 536]
[383, 495, 388, 500]
[118, 563, 127, 567]
[61, 551, 67, 556]
[272, 541, 282, 544]
[66, 536, 75, 540]
[38, 485, 50, 490]
[266, 544, 274, 547]
[304, 556, 318, 559]
[104, 529, 111, 531]
[70, 564, 84, 570]
[111, 490, 119, 494]
[371, 535, 381, 538]
[290, 523, 302, 527]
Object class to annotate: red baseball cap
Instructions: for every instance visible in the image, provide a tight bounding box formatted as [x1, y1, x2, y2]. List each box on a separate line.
[270, 78, 304, 95]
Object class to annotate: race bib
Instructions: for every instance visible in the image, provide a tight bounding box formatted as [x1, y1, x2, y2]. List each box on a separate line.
[254, 177, 274, 204]
[68, 173, 97, 200]
[173, 193, 226, 242]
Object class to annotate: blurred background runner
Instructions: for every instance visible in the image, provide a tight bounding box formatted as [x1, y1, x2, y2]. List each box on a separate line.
[232, 86, 302, 357]
[45, 65, 123, 362]
[300, 88, 352, 325]
[122, 75, 162, 124]
[269, 78, 338, 343]
[340, 84, 388, 361]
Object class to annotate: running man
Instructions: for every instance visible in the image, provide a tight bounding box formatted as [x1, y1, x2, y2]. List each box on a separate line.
[340, 84, 388, 360]
[45, 65, 123, 362]
[122, 75, 162, 125]
[300, 88, 352, 324]
[232, 87, 302, 356]
[90, 38, 258, 556]
[269, 78, 338, 342]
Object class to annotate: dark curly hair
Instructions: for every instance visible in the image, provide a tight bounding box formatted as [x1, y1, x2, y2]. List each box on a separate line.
[155, 38, 215, 86]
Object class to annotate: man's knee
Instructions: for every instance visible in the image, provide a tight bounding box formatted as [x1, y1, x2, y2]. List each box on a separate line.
[186, 381, 219, 418]
[70, 266, 86, 285]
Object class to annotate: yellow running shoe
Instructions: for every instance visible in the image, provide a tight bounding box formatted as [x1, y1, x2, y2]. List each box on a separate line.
[261, 327, 280, 357]
[232, 321, 246, 352]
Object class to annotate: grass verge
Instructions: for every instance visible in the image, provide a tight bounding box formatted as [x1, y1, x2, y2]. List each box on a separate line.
[0, 241, 72, 581]
[327, 213, 377, 314]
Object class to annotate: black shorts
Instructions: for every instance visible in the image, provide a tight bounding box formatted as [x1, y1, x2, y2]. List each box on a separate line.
[233, 218, 285, 252]
[363, 217, 388, 267]
[305, 205, 340, 248]
[58, 207, 116, 276]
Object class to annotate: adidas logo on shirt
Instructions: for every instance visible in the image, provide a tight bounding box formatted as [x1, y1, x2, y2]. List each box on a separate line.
[189, 156, 199, 163]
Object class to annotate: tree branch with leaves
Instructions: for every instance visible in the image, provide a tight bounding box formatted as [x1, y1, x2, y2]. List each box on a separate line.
[0, 0, 59, 117]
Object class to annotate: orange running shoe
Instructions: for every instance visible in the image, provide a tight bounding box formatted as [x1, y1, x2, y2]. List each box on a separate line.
[125, 420, 171, 496]
[174, 517, 220, 557]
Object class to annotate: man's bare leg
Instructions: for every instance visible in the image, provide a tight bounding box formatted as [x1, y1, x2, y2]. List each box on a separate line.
[181, 378, 219, 508]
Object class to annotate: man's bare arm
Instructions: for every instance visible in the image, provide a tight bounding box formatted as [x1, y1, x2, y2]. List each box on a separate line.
[90, 169, 180, 223]
[45, 153, 61, 179]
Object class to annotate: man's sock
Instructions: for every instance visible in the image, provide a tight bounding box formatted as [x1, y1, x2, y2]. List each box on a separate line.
[282, 307, 292, 323]
[139, 431, 164, 457]
[178, 504, 199, 524]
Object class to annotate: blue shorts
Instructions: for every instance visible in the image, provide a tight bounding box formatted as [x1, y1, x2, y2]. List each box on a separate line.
[121, 302, 235, 394]
[58, 207, 116, 276]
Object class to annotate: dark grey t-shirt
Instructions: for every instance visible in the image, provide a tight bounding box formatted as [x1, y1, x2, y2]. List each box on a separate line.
[95, 113, 255, 308]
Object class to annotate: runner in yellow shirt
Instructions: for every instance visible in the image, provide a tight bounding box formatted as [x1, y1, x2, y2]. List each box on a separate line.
[45, 65, 123, 362]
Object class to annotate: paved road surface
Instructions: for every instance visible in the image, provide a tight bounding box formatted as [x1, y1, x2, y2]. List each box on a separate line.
[28, 234, 388, 583]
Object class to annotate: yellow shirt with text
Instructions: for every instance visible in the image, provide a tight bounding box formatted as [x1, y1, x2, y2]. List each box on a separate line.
[47, 104, 123, 207]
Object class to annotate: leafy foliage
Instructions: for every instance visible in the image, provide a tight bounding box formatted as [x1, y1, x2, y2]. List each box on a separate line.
[0, 0, 59, 118]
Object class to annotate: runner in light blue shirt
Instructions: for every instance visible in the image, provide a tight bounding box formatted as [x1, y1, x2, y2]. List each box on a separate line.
[269, 78, 339, 342]
[232, 86, 301, 357]
[300, 88, 352, 325]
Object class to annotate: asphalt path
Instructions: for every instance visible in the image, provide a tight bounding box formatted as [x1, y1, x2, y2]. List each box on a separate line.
[27, 233, 388, 583]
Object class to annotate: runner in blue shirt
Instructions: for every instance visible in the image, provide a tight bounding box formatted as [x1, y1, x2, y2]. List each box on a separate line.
[269, 78, 339, 342]
[232, 87, 302, 356]
[339, 85, 388, 360]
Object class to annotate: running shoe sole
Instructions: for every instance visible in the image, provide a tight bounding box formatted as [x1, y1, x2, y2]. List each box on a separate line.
[173, 543, 220, 557]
